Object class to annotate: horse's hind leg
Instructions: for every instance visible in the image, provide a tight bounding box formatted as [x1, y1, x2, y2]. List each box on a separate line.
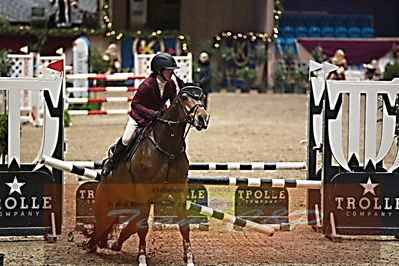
[112, 204, 150, 265]
[86, 215, 116, 253]
[86, 184, 118, 253]
[110, 220, 137, 251]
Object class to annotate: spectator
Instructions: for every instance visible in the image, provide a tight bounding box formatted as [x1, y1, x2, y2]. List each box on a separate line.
[364, 59, 381, 80]
[49, 0, 77, 27]
[194, 51, 212, 109]
[327, 49, 347, 80]
[103, 43, 120, 74]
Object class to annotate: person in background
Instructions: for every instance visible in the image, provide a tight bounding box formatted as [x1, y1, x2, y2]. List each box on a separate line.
[194, 51, 212, 109]
[327, 49, 347, 80]
[364, 59, 381, 80]
[49, 0, 77, 27]
[103, 43, 121, 74]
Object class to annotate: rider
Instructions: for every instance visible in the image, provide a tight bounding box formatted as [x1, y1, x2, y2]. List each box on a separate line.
[101, 53, 179, 176]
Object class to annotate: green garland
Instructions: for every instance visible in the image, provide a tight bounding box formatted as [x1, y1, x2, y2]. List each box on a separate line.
[0, 24, 104, 37]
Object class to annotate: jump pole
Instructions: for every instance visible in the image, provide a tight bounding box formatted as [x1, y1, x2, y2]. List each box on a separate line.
[188, 162, 306, 170]
[41, 156, 320, 189]
[66, 86, 137, 93]
[63, 161, 306, 171]
[188, 176, 322, 190]
[186, 201, 275, 236]
[40, 155, 101, 181]
[66, 73, 145, 81]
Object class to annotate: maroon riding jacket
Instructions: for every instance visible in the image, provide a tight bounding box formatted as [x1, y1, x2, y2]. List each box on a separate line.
[130, 73, 177, 126]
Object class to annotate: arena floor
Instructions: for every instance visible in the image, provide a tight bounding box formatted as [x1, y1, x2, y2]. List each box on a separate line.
[1, 91, 399, 265]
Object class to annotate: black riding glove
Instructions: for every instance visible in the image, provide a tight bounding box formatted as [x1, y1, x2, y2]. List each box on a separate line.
[152, 110, 163, 119]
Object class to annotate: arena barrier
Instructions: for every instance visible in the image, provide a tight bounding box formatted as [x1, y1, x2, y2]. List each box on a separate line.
[306, 61, 399, 240]
[0, 61, 65, 237]
[7, 53, 65, 126]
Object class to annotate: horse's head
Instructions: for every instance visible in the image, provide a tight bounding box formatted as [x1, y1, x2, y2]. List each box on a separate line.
[178, 85, 210, 130]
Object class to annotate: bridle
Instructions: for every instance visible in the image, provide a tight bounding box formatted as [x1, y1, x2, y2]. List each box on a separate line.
[146, 86, 208, 161]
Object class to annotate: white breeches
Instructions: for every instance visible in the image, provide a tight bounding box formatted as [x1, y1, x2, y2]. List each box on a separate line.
[122, 117, 139, 146]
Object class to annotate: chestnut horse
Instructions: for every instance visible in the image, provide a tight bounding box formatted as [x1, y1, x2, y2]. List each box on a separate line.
[85, 85, 209, 265]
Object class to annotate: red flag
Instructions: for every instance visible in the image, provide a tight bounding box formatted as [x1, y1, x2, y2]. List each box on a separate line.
[47, 59, 64, 72]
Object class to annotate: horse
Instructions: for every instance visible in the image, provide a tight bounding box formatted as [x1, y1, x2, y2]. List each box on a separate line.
[85, 85, 209, 266]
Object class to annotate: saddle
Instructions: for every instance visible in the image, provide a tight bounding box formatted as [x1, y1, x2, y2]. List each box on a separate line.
[121, 120, 155, 162]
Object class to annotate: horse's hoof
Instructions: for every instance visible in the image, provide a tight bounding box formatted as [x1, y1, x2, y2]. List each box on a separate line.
[67, 231, 74, 242]
[111, 241, 121, 251]
[85, 245, 97, 254]
[184, 253, 195, 266]
[98, 241, 107, 249]
[82, 240, 97, 253]
[138, 254, 147, 266]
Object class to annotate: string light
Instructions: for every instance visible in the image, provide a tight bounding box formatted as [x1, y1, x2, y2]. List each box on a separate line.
[212, 0, 283, 48]
[100, 0, 189, 54]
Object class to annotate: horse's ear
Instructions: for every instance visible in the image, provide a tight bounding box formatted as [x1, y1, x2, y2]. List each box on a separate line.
[173, 73, 186, 89]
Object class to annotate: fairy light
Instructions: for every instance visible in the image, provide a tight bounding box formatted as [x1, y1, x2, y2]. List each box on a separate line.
[211, 0, 283, 48]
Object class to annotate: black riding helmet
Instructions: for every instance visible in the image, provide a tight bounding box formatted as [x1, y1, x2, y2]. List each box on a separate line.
[150, 53, 180, 72]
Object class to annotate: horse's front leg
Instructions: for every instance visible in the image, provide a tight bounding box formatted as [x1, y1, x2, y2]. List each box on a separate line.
[174, 191, 194, 266]
[137, 204, 150, 266]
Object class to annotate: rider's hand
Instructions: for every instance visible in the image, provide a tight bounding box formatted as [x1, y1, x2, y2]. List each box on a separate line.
[152, 110, 162, 119]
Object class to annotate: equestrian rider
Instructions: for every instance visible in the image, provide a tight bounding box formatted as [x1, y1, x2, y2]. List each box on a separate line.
[101, 53, 179, 176]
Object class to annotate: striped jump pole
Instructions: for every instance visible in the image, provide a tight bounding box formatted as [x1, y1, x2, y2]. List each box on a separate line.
[186, 201, 274, 236]
[189, 162, 306, 171]
[66, 73, 145, 81]
[68, 161, 103, 169]
[40, 155, 101, 181]
[66, 87, 138, 93]
[66, 96, 134, 104]
[188, 176, 322, 189]
[67, 110, 130, 116]
[65, 161, 306, 171]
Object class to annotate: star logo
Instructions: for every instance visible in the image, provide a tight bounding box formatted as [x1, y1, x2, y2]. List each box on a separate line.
[360, 177, 379, 196]
[6, 176, 25, 195]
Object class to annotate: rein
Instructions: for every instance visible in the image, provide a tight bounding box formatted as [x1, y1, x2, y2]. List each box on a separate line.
[144, 95, 203, 160]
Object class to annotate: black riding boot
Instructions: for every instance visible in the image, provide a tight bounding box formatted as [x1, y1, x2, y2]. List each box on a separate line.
[101, 138, 126, 176]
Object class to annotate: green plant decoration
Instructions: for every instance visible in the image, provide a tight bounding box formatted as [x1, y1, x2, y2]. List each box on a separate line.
[0, 49, 12, 77]
[311, 45, 327, 63]
[90, 46, 108, 74]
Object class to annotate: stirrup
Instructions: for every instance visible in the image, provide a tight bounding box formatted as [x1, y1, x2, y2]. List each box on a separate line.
[101, 158, 115, 176]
